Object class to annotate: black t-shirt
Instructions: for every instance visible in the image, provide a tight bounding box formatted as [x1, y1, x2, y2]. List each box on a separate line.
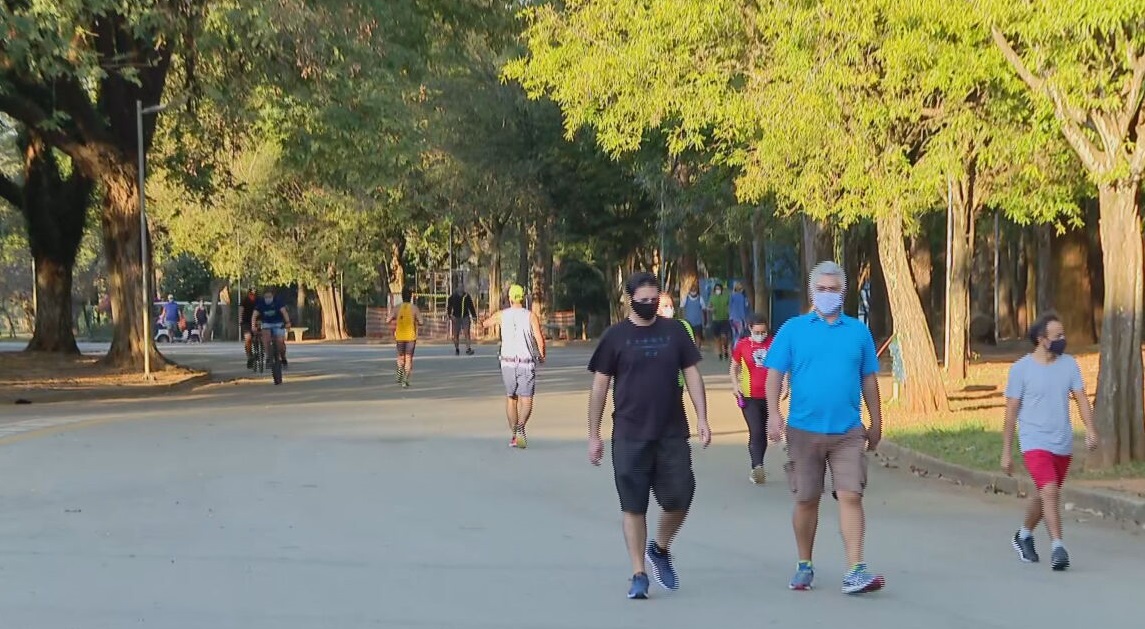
[239, 296, 258, 325]
[588, 317, 702, 440]
[447, 293, 476, 318]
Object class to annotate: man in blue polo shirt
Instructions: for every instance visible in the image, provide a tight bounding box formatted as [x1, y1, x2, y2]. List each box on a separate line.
[764, 260, 884, 595]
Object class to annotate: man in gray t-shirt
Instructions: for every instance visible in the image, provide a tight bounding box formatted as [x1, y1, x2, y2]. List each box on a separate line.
[1001, 313, 1097, 572]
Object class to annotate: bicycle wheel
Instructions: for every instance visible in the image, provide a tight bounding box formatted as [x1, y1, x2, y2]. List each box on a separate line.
[270, 341, 283, 385]
[256, 336, 266, 373]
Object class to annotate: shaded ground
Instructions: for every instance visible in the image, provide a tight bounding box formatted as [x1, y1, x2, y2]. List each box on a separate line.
[885, 341, 1145, 495]
[0, 348, 203, 403]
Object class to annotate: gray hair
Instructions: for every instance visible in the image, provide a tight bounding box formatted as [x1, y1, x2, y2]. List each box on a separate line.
[809, 260, 847, 293]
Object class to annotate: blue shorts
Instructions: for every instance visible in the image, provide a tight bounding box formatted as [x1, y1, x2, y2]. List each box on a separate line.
[500, 361, 536, 397]
[261, 322, 286, 338]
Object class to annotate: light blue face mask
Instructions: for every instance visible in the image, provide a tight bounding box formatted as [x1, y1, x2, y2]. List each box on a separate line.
[813, 290, 842, 315]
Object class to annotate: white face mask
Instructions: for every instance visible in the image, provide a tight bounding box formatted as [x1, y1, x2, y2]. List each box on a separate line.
[662, 307, 675, 319]
[751, 333, 766, 343]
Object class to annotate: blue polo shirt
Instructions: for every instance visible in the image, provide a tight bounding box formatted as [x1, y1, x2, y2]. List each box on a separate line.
[763, 312, 880, 434]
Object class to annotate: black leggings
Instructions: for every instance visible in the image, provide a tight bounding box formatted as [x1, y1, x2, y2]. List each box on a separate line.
[741, 397, 769, 467]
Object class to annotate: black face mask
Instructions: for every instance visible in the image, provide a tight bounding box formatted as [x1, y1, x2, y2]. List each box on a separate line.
[1049, 338, 1066, 356]
[631, 300, 658, 321]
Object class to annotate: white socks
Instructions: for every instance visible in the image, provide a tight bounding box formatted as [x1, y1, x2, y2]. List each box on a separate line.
[1018, 527, 1033, 540]
[1051, 539, 1065, 550]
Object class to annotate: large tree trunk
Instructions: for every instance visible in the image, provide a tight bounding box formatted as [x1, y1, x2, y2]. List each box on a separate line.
[801, 216, 834, 309]
[517, 221, 530, 288]
[315, 279, 347, 341]
[1017, 228, 1033, 333]
[1093, 183, 1145, 466]
[738, 242, 755, 310]
[1051, 225, 1097, 345]
[18, 136, 92, 354]
[678, 251, 700, 303]
[908, 231, 934, 333]
[946, 191, 974, 381]
[876, 210, 949, 413]
[751, 211, 768, 316]
[864, 224, 892, 342]
[99, 164, 165, 368]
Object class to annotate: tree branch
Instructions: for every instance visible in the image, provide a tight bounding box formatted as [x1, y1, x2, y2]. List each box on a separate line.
[1119, 51, 1145, 140]
[991, 27, 1107, 174]
[0, 173, 21, 209]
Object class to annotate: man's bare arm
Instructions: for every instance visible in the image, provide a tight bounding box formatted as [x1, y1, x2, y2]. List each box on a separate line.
[682, 365, 708, 423]
[1001, 397, 1021, 454]
[861, 373, 882, 429]
[530, 313, 546, 360]
[765, 369, 785, 424]
[588, 372, 611, 439]
[482, 310, 503, 329]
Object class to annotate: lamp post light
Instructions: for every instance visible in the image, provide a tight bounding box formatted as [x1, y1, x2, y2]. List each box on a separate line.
[136, 98, 181, 378]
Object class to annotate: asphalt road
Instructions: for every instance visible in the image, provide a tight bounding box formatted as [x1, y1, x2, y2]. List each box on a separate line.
[0, 341, 1141, 628]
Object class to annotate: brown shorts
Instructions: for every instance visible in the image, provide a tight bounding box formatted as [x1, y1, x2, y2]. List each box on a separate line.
[783, 425, 868, 502]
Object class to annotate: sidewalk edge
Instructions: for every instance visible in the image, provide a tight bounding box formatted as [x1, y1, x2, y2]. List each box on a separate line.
[878, 440, 1145, 527]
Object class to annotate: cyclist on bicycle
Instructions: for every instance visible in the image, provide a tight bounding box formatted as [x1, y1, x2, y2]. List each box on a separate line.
[251, 288, 292, 370]
[239, 288, 259, 368]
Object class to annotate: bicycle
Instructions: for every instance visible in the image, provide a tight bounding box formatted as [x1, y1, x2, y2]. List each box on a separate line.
[250, 329, 266, 373]
[260, 323, 286, 385]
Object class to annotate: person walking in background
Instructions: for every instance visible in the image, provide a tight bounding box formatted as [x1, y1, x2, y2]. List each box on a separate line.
[1002, 312, 1097, 571]
[588, 271, 710, 600]
[681, 283, 706, 348]
[706, 282, 730, 360]
[729, 281, 750, 344]
[448, 285, 478, 356]
[387, 286, 424, 388]
[730, 314, 773, 485]
[764, 260, 885, 595]
[483, 284, 545, 448]
[194, 301, 209, 341]
[162, 295, 182, 338]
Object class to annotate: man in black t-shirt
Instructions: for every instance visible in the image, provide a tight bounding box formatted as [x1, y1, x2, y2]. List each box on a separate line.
[587, 271, 711, 600]
[238, 288, 259, 369]
[447, 286, 478, 356]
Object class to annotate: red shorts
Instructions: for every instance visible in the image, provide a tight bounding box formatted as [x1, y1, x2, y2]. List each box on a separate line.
[1023, 449, 1072, 489]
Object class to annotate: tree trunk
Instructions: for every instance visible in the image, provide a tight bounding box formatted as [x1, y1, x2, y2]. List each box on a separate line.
[678, 251, 700, 303]
[98, 164, 165, 368]
[1093, 183, 1145, 466]
[738, 242, 755, 309]
[204, 278, 225, 341]
[17, 135, 91, 354]
[316, 281, 347, 341]
[529, 218, 548, 319]
[1051, 225, 1097, 345]
[517, 221, 529, 287]
[997, 235, 1019, 340]
[1035, 224, 1053, 314]
[488, 223, 504, 314]
[751, 211, 768, 315]
[865, 225, 892, 342]
[296, 284, 309, 334]
[946, 192, 973, 381]
[876, 210, 949, 413]
[908, 232, 934, 333]
[1016, 228, 1032, 333]
[801, 216, 834, 309]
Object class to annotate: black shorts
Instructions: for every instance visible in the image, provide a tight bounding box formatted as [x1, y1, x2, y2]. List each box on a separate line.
[241, 323, 254, 336]
[711, 320, 731, 337]
[396, 340, 417, 356]
[612, 437, 696, 514]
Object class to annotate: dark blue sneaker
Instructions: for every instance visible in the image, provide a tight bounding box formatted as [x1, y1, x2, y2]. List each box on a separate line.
[789, 562, 814, 590]
[645, 541, 679, 590]
[628, 572, 650, 599]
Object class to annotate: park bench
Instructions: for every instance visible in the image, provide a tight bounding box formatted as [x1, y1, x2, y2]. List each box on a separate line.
[288, 327, 308, 342]
[545, 310, 576, 340]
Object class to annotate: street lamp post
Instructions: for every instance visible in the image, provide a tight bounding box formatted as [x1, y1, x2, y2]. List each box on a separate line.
[136, 98, 180, 378]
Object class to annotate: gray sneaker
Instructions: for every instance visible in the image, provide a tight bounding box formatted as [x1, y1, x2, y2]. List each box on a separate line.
[1050, 546, 1070, 571]
[1012, 532, 1039, 563]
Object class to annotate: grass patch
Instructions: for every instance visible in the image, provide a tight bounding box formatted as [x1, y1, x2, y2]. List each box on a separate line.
[887, 420, 1145, 481]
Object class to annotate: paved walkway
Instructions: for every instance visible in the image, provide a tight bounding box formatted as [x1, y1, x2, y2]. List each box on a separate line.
[0, 343, 1141, 628]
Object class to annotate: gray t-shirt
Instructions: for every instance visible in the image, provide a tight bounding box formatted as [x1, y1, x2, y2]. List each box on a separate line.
[1004, 354, 1084, 455]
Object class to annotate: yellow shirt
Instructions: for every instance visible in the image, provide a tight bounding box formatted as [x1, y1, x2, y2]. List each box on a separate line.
[395, 303, 417, 341]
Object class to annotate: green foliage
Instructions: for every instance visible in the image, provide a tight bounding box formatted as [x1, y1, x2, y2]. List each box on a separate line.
[159, 253, 212, 301]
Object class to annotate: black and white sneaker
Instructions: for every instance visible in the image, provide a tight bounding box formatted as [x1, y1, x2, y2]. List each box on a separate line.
[1012, 532, 1039, 563]
[1050, 546, 1070, 571]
